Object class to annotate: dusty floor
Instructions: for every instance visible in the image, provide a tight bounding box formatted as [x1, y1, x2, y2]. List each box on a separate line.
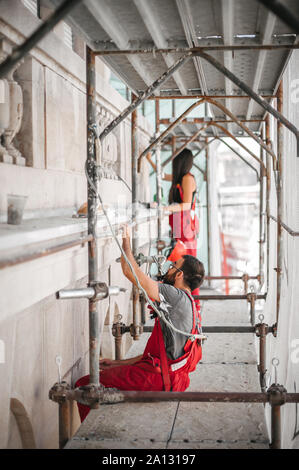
[66, 289, 269, 449]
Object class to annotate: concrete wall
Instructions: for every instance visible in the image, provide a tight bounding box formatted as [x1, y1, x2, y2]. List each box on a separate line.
[260, 50, 299, 449]
[0, 0, 156, 449]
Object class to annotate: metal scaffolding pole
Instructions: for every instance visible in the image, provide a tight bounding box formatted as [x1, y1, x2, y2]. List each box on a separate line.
[270, 215, 299, 237]
[259, 139, 265, 287]
[142, 98, 268, 172]
[265, 117, 272, 291]
[86, 47, 100, 386]
[94, 44, 299, 56]
[205, 98, 277, 168]
[195, 50, 299, 157]
[257, 0, 299, 33]
[100, 53, 193, 143]
[217, 138, 260, 181]
[276, 82, 284, 324]
[139, 99, 205, 169]
[131, 93, 140, 342]
[206, 137, 211, 280]
[148, 95, 276, 100]
[155, 99, 163, 252]
[0, 0, 83, 80]
[166, 124, 210, 164]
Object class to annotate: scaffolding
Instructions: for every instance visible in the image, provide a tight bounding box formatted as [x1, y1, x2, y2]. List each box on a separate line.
[1, 0, 299, 450]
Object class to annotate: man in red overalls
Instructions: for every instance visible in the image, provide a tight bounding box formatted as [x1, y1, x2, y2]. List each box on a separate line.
[75, 225, 205, 422]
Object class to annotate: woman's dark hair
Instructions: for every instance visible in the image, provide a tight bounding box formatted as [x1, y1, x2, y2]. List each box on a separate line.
[181, 254, 205, 291]
[168, 148, 194, 204]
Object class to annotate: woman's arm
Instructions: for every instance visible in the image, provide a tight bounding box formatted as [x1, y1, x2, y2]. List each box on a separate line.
[165, 173, 196, 213]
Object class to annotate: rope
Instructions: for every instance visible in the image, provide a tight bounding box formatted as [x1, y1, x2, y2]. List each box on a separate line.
[85, 133, 206, 341]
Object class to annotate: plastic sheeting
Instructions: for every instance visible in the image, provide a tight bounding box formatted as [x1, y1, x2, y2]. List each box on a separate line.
[261, 50, 299, 449]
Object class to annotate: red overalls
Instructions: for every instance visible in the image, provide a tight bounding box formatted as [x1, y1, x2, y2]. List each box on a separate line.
[169, 173, 201, 311]
[75, 290, 202, 422]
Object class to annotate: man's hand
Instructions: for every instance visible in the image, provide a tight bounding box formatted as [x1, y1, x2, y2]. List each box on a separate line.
[99, 358, 118, 370]
[121, 223, 131, 240]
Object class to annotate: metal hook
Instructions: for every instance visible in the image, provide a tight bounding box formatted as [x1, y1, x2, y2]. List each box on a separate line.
[55, 355, 62, 384]
[258, 313, 264, 323]
[272, 357, 279, 384]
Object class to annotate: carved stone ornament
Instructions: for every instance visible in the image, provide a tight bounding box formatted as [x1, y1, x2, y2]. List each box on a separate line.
[0, 38, 25, 166]
[97, 105, 118, 180]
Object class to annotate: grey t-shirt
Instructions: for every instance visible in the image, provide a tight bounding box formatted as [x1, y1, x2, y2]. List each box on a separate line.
[157, 283, 194, 360]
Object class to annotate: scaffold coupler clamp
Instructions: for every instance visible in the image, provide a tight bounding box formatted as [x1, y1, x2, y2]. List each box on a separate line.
[267, 383, 287, 407]
[74, 384, 104, 409]
[255, 320, 268, 338]
[74, 385, 124, 407]
[49, 381, 70, 405]
[157, 239, 166, 252]
[112, 315, 127, 338]
[129, 323, 143, 340]
[246, 291, 257, 304]
[89, 281, 109, 301]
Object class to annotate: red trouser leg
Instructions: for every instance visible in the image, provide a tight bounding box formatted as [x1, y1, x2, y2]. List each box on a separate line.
[74, 364, 164, 422]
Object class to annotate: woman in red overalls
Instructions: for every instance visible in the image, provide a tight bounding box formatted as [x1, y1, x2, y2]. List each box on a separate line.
[163, 149, 201, 313]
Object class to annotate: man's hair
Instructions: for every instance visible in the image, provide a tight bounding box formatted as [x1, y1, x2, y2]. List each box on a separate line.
[181, 254, 205, 291]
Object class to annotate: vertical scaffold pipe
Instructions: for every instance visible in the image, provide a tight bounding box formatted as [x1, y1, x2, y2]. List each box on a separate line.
[131, 93, 140, 340]
[271, 405, 282, 449]
[265, 117, 271, 292]
[259, 139, 265, 286]
[276, 82, 283, 324]
[155, 99, 163, 253]
[59, 401, 70, 449]
[205, 138, 211, 286]
[86, 47, 99, 385]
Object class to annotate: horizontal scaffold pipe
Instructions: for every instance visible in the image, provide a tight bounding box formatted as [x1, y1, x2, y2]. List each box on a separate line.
[0, 235, 93, 270]
[147, 95, 276, 100]
[206, 275, 259, 280]
[193, 294, 266, 300]
[124, 326, 274, 334]
[52, 388, 299, 405]
[94, 44, 299, 55]
[159, 118, 265, 125]
[0, 0, 83, 80]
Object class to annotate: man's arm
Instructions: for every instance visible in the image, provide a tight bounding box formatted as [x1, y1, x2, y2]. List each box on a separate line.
[120, 225, 160, 302]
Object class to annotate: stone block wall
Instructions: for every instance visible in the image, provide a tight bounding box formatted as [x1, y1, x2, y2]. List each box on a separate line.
[0, 0, 156, 449]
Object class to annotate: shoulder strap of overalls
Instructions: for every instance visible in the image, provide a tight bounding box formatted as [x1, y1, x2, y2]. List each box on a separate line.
[183, 289, 201, 334]
[177, 176, 196, 212]
[156, 319, 172, 391]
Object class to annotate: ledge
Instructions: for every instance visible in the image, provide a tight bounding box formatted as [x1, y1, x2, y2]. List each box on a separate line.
[0, 205, 160, 266]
